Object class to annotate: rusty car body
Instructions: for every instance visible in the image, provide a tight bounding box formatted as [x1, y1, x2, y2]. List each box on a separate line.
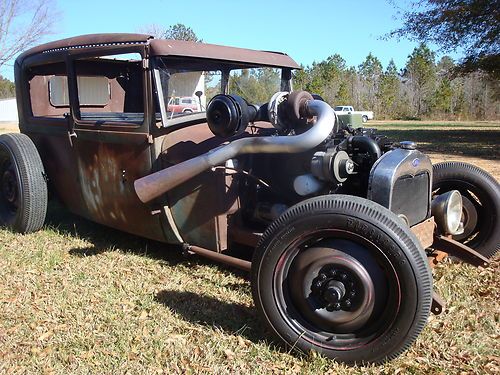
[3, 34, 498, 364]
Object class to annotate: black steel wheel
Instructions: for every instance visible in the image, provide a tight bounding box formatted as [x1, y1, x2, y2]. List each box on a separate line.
[251, 195, 432, 364]
[0, 133, 47, 233]
[433, 162, 499, 258]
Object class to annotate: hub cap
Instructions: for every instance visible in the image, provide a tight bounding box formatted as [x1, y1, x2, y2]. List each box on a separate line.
[311, 267, 357, 311]
[272, 230, 400, 350]
[287, 244, 376, 333]
[0, 155, 19, 221]
[2, 168, 17, 204]
[456, 195, 478, 241]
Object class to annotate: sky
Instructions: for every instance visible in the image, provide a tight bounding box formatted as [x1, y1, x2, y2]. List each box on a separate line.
[1, 0, 459, 80]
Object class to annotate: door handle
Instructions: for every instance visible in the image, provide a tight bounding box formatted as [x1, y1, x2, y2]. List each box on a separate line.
[64, 112, 77, 146]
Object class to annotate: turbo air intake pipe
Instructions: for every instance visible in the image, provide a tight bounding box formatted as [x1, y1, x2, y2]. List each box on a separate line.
[134, 92, 335, 203]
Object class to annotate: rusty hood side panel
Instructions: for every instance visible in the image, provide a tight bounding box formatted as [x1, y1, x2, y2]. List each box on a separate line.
[157, 122, 241, 251]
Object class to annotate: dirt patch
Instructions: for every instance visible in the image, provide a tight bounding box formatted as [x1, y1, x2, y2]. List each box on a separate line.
[429, 153, 500, 180]
[0, 122, 19, 133]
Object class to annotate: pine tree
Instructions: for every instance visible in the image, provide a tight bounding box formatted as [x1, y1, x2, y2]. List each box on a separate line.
[378, 60, 401, 118]
[403, 43, 437, 117]
[358, 53, 383, 112]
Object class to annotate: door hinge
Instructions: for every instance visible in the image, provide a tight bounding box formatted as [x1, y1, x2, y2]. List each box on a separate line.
[142, 58, 149, 69]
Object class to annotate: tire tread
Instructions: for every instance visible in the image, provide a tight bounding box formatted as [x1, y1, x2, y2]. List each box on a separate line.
[433, 161, 499, 258]
[0, 133, 47, 233]
[253, 195, 432, 364]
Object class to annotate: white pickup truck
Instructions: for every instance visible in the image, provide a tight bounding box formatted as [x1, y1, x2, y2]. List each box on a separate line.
[334, 105, 374, 123]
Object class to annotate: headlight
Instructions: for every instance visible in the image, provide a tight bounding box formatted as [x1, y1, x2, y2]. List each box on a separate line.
[432, 190, 464, 235]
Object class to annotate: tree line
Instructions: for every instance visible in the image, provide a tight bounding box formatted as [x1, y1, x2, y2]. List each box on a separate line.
[1, 0, 497, 121]
[2, 42, 497, 121]
[0, 75, 15, 99]
[293, 43, 499, 121]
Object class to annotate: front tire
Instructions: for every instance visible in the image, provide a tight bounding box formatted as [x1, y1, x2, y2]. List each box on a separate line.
[433, 162, 499, 258]
[0, 133, 47, 233]
[362, 115, 368, 123]
[251, 195, 432, 364]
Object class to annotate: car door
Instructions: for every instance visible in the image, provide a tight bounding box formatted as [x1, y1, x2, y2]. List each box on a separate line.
[18, 58, 88, 216]
[66, 50, 165, 242]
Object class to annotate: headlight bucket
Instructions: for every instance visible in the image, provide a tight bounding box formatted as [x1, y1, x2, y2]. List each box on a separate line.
[432, 190, 464, 235]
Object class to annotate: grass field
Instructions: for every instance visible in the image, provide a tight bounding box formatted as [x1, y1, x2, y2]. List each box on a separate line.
[373, 120, 500, 160]
[0, 121, 499, 374]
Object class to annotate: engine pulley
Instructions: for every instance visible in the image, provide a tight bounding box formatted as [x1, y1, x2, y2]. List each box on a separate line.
[311, 149, 355, 183]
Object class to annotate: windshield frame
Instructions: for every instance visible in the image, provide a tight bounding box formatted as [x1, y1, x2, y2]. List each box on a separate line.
[152, 56, 293, 128]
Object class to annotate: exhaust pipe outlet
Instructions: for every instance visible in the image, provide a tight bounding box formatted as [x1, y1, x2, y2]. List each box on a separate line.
[134, 99, 335, 203]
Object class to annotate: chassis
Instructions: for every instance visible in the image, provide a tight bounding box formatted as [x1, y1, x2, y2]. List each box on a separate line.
[3, 34, 498, 364]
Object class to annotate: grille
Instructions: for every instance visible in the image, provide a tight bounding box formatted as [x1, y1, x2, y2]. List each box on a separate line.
[391, 172, 430, 226]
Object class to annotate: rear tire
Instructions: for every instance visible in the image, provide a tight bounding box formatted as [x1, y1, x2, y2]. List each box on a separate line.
[251, 195, 432, 364]
[0, 133, 47, 233]
[433, 162, 499, 258]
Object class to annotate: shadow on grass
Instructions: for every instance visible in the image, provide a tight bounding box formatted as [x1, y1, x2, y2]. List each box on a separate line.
[46, 200, 252, 278]
[44, 201, 279, 345]
[45, 200, 194, 268]
[378, 129, 500, 159]
[154, 289, 282, 348]
[48, 209, 181, 263]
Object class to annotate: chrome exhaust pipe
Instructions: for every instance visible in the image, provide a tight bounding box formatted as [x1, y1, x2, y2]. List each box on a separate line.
[134, 99, 335, 203]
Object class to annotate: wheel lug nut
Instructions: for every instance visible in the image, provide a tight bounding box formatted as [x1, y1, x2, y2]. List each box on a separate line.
[341, 273, 348, 280]
[329, 269, 337, 277]
[333, 303, 341, 310]
[319, 273, 327, 281]
[349, 291, 356, 298]
[343, 299, 352, 308]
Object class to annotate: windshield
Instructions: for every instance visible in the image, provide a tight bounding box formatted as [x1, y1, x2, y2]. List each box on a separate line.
[228, 68, 280, 104]
[158, 68, 220, 120]
[154, 57, 283, 125]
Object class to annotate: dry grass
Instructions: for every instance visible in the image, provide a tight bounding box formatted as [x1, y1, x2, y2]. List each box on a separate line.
[0, 122, 19, 134]
[0, 122, 499, 374]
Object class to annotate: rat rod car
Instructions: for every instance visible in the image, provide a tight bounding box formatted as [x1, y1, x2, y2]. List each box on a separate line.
[5, 34, 499, 364]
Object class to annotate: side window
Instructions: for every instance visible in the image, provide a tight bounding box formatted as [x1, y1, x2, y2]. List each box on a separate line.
[48, 76, 69, 106]
[28, 62, 68, 118]
[74, 53, 144, 124]
[49, 76, 110, 107]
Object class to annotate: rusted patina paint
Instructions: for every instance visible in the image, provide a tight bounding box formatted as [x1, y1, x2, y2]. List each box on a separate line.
[148, 39, 299, 69]
[15, 33, 297, 252]
[29, 131, 87, 215]
[157, 122, 239, 251]
[410, 217, 435, 249]
[17, 33, 299, 70]
[73, 130, 166, 242]
[17, 33, 152, 62]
